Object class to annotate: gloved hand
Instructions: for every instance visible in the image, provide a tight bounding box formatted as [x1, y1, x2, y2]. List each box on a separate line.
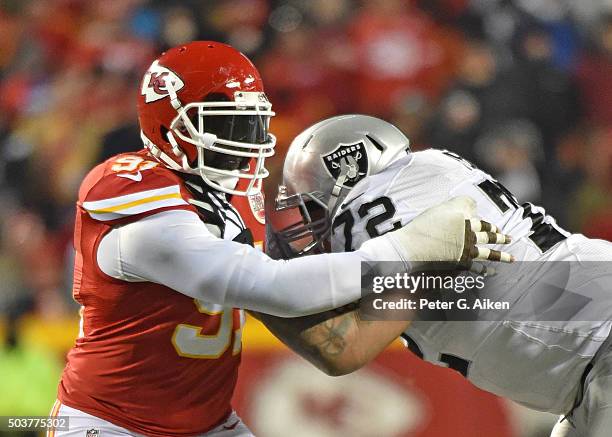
[375, 196, 513, 272]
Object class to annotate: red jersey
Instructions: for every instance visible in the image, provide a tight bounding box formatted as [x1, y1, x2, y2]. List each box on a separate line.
[59, 150, 264, 436]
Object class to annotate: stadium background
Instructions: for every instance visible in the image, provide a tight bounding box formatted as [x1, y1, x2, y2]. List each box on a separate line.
[0, 0, 610, 436]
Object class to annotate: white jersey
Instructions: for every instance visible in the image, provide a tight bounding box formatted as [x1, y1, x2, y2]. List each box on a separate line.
[331, 149, 612, 414]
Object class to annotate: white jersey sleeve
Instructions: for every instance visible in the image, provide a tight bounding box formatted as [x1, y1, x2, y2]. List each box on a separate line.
[97, 209, 400, 317]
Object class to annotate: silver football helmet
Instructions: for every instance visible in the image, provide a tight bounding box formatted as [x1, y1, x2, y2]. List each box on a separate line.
[273, 114, 411, 257]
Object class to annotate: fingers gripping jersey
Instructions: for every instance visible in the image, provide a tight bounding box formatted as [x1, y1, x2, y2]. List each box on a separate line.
[331, 149, 612, 414]
[60, 151, 253, 436]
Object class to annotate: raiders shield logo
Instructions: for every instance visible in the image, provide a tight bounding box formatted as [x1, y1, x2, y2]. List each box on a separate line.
[85, 429, 99, 437]
[141, 60, 185, 103]
[321, 142, 369, 187]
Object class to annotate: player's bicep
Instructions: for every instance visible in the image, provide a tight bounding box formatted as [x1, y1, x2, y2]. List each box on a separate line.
[97, 227, 146, 282]
[99, 209, 236, 303]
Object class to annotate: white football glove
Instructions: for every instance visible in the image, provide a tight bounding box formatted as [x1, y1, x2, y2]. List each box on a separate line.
[381, 196, 513, 270]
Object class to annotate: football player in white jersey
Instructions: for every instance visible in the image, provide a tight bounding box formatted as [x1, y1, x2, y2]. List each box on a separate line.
[261, 115, 612, 437]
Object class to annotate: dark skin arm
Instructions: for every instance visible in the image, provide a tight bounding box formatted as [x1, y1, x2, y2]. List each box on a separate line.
[252, 303, 410, 376]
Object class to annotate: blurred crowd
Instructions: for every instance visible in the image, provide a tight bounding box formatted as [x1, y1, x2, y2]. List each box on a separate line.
[0, 0, 611, 328]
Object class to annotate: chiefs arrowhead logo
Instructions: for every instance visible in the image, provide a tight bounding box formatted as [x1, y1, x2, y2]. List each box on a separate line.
[141, 60, 185, 103]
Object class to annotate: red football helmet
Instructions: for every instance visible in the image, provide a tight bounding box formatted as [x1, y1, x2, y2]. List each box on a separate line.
[137, 41, 275, 196]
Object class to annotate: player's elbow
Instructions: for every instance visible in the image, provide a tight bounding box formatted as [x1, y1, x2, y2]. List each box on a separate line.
[255, 293, 328, 318]
[256, 303, 311, 318]
[312, 343, 369, 376]
[316, 356, 366, 377]
[293, 336, 368, 376]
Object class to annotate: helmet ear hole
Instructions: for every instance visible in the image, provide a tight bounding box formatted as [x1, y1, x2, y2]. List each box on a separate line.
[160, 125, 169, 141]
[365, 134, 385, 152]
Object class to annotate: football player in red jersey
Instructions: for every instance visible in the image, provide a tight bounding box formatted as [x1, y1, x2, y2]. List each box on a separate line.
[49, 42, 512, 437]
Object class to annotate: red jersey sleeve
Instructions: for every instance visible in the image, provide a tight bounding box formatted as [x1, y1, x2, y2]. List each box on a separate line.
[78, 151, 196, 225]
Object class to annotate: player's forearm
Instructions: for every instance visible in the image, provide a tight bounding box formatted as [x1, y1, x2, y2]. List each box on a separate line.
[256, 307, 410, 376]
[227, 244, 396, 317]
[255, 307, 363, 376]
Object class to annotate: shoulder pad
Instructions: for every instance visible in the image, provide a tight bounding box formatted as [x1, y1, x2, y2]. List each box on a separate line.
[78, 153, 195, 223]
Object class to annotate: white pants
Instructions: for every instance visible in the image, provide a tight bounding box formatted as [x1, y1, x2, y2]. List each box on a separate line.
[48, 401, 254, 437]
[551, 344, 612, 437]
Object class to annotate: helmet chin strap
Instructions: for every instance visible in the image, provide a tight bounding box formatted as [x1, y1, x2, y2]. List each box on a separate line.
[165, 77, 183, 111]
[141, 131, 184, 171]
[327, 159, 354, 215]
[143, 78, 193, 172]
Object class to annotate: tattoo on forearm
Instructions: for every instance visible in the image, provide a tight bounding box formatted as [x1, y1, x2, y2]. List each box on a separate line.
[255, 304, 360, 369]
[304, 313, 355, 357]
